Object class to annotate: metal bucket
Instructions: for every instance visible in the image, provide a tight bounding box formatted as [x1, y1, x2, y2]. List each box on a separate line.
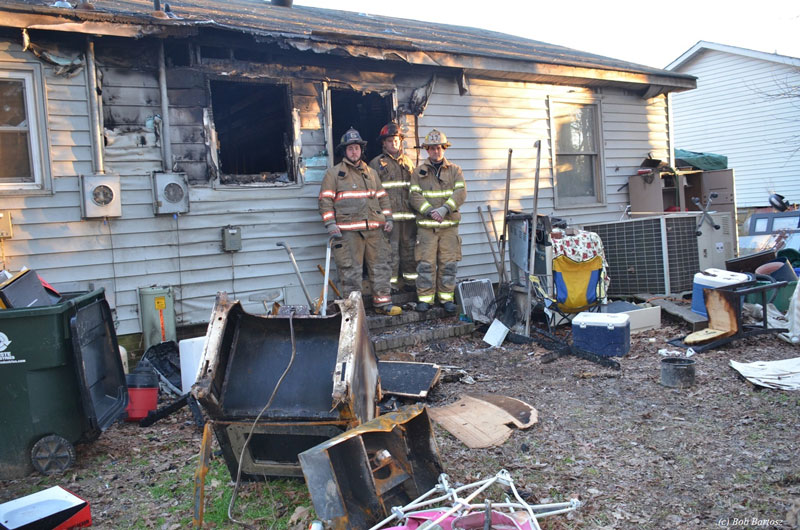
[660, 357, 695, 388]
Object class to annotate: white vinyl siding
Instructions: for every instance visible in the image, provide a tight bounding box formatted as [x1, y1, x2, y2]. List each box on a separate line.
[416, 76, 672, 282]
[670, 48, 800, 207]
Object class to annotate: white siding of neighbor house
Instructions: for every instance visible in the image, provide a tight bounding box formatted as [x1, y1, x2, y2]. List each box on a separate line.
[669, 48, 800, 207]
[1, 36, 673, 336]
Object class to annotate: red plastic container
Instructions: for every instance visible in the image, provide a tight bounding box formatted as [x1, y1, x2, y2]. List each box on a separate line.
[125, 372, 158, 422]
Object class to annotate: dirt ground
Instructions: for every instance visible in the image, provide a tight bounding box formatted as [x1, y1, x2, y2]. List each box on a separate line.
[2, 317, 799, 529]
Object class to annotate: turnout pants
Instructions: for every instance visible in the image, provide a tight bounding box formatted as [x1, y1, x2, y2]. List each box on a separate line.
[389, 220, 418, 289]
[415, 225, 461, 305]
[331, 229, 393, 307]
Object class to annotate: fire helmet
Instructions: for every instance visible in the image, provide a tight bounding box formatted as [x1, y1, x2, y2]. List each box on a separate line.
[378, 122, 404, 141]
[422, 129, 451, 148]
[337, 127, 367, 151]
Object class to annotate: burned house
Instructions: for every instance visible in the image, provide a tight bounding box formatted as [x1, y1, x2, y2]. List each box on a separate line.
[0, 0, 696, 336]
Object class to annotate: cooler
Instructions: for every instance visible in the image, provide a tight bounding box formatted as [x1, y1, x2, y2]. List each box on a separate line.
[572, 312, 630, 357]
[691, 269, 751, 317]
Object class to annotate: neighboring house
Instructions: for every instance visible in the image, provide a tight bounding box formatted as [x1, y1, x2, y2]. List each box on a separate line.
[0, 0, 696, 336]
[666, 41, 800, 209]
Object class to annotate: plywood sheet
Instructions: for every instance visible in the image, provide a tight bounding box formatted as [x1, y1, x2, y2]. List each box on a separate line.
[428, 395, 538, 449]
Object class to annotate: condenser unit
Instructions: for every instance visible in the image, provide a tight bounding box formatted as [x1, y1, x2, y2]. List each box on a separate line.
[152, 171, 189, 215]
[583, 214, 700, 296]
[80, 174, 122, 218]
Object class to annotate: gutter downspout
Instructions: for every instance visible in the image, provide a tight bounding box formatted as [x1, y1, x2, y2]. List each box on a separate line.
[157, 39, 173, 171]
[86, 38, 104, 174]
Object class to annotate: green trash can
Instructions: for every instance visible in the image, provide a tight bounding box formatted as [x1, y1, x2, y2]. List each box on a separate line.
[0, 289, 128, 479]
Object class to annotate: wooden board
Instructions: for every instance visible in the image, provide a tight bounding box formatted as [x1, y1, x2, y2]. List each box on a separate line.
[428, 395, 538, 449]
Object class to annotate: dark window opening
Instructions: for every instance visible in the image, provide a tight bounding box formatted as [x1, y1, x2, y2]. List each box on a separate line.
[165, 40, 192, 67]
[200, 45, 230, 60]
[209, 80, 293, 184]
[233, 48, 273, 63]
[330, 89, 393, 164]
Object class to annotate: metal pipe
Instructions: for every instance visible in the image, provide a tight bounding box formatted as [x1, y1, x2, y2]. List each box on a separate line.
[85, 38, 104, 174]
[276, 242, 316, 310]
[321, 237, 335, 316]
[524, 140, 542, 337]
[499, 148, 512, 280]
[477, 206, 503, 280]
[157, 39, 173, 171]
[487, 205, 505, 283]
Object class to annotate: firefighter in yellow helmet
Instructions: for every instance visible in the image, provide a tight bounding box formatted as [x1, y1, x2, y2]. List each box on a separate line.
[409, 129, 466, 313]
[318, 127, 402, 316]
[369, 122, 417, 293]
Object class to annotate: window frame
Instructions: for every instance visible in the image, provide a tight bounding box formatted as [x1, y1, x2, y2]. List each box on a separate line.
[549, 95, 605, 209]
[206, 77, 302, 189]
[0, 62, 52, 195]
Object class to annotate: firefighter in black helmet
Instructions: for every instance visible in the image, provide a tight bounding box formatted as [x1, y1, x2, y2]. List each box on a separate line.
[369, 122, 417, 293]
[318, 127, 402, 316]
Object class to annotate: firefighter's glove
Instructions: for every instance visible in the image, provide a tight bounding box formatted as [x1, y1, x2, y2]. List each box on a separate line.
[384, 220, 394, 233]
[326, 223, 342, 238]
[429, 206, 448, 222]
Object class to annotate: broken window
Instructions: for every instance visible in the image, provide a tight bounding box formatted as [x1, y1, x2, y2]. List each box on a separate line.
[552, 100, 604, 207]
[0, 64, 51, 194]
[329, 88, 393, 164]
[208, 79, 295, 185]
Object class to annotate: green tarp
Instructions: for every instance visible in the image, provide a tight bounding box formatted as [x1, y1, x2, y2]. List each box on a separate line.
[675, 148, 728, 170]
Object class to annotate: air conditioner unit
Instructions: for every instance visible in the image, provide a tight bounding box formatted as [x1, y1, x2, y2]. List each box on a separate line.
[696, 212, 737, 271]
[80, 174, 122, 218]
[152, 172, 189, 215]
[583, 214, 700, 296]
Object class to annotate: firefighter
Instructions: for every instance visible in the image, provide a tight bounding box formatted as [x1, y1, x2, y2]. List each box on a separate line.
[318, 127, 402, 316]
[369, 122, 417, 293]
[409, 129, 466, 313]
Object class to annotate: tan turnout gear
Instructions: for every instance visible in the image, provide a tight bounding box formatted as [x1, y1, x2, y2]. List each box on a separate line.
[409, 154, 467, 305]
[318, 157, 395, 308]
[369, 141, 417, 289]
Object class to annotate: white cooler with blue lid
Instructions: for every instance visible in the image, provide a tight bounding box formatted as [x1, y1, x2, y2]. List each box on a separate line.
[572, 312, 631, 357]
[691, 268, 751, 318]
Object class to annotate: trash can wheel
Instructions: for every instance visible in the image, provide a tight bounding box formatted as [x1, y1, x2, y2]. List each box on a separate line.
[31, 434, 76, 475]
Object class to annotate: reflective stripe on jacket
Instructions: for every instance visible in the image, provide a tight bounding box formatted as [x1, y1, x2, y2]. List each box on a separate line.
[369, 151, 415, 221]
[409, 157, 466, 227]
[318, 159, 392, 230]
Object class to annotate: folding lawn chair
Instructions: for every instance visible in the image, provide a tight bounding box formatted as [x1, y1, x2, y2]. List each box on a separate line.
[532, 254, 606, 330]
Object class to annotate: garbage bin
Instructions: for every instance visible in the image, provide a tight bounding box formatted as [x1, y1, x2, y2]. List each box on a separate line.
[0, 289, 128, 479]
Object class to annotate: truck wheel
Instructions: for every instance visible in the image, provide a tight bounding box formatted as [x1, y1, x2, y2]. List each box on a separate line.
[31, 435, 75, 475]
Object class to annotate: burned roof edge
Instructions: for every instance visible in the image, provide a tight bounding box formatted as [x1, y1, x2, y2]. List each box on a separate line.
[0, 1, 696, 91]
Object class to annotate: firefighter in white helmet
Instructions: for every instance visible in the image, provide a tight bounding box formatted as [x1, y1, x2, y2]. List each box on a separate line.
[369, 122, 417, 293]
[318, 127, 401, 316]
[409, 129, 466, 313]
